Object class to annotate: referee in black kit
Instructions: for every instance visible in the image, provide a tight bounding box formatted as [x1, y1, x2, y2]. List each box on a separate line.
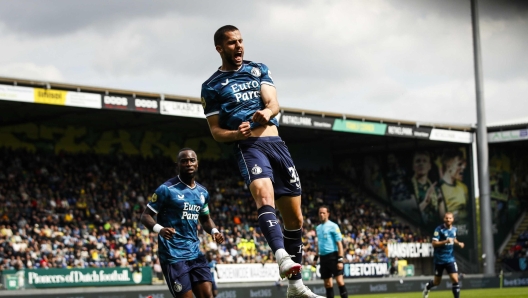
[313, 206, 347, 298]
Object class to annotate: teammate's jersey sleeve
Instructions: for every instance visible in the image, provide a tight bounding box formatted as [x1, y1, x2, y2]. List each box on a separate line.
[432, 225, 441, 241]
[147, 184, 169, 213]
[258, 63, 274, 87]
[201, 84, 221, 117]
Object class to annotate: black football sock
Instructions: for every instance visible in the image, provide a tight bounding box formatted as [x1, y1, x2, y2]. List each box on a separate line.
[257, 205, 284, 253]
[283, 228, 303, 280]
[452, 282, 460, 298]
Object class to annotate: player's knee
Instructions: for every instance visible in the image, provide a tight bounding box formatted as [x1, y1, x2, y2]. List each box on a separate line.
[284, 216, 303, 230]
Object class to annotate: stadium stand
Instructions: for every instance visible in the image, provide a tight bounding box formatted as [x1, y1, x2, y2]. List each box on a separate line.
[0, 148, 429, 273]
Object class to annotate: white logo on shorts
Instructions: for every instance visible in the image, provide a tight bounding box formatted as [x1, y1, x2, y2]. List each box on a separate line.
[173, 282, 183, 292]
[252, 164, 262, 175]
[251, 67, 261, 77]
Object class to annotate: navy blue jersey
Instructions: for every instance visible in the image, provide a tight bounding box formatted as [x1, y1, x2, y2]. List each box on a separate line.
[201, 60, 278, 130]
[432, 224, 457, 264]
[147, 176, 210, 264]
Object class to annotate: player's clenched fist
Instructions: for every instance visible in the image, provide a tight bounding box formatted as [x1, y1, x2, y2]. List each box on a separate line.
[213, 232, 225, 244]
[160, 227, 176, 240]
[236, 121, 251, 140]
[252, 108, 272, 125]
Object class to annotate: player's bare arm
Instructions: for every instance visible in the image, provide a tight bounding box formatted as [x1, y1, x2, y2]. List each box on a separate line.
[432, 239, 451, 247]
[454, 238, 464, 249]
[206, 114, 251, 142]
[252, 84, 279, 125]
[199, 214, 225, 244]
[140, 207, 176, 240]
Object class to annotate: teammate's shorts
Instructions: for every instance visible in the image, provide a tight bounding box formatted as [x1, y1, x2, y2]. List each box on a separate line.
[162, 255, 212, 296]
[319, 252, 344, 279]
[212, 280, 217, 291]
[234, 136, 302, 198]
[434, 262, 458, 276]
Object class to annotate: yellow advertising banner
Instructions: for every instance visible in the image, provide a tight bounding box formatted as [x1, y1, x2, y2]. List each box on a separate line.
[34, 88, 67, 106]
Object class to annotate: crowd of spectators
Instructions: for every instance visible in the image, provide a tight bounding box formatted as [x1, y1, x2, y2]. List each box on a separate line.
[500, 230, 528, 261]
[0, 148, 428, 274]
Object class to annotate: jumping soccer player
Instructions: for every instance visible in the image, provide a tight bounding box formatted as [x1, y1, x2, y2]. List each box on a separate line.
[423, 212, 464, 298]
[201, 25, 323, 298]
[314, 206, 347, 298]
[140, 148, 224, 298]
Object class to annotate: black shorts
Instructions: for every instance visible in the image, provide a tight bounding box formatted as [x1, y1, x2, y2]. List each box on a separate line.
[319, 252, 343, 279]
[162, 255, 213, 297]
[234, 136, 302, 198]
[434, 262, 458, 276]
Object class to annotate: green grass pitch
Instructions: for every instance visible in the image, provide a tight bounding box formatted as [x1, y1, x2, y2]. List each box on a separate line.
[339, 287, 528, 298]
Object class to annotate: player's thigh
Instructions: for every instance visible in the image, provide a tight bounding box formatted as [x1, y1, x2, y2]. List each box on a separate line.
[189, 255, 214, 297]
[275, 195, 302, 229]
[234, 142, 273, 187]
[446, 262, 459, 282]
[162, 262, 193, 298]
[249, 178, 275, 208]
[319, 261, 334, 280]
[192, 281, 213, 298]
[434, 263, 446, 277]
[268, 140, 302, 199]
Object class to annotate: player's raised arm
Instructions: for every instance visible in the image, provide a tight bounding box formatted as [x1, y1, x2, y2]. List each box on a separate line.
[206, 115, 251, 142]
[252, 84, 279, 125]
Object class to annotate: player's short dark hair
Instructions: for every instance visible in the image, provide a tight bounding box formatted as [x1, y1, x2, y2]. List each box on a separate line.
[177, 148, 196, 161]
[214, 25, 239, 46]
[319, 205, 330, 213]
[441, 149, 463, 167]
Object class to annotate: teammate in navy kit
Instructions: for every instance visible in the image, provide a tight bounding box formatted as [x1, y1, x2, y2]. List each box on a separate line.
[314, 206, 347, 298]
[207, 252, 219, 297]
[423, 212, 464, 298]
[201, 25, 323, 298]
[140, 148, 224, 298]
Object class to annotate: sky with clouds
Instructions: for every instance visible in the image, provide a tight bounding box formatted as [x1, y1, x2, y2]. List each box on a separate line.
[1, 0, 527, 126]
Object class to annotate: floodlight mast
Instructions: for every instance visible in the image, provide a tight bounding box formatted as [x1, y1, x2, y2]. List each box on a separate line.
[471, 0, 495, 275]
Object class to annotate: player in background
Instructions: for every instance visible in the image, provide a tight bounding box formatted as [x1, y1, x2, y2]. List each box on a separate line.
[207, 252, 219, 297]
[201, 25, 323, 298]
[140, 148, 224, 298]
[313, 206, 347, 298]
[423, 212, 464, 298]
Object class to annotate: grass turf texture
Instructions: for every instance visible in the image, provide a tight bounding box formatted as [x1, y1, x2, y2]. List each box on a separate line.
[338, 287, 528, 298]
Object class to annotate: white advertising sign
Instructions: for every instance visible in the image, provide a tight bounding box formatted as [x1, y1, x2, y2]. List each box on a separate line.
[66, 92, 102, 109]
[160, 101, 205, 118]
[387, 242, 434, 258]
[0, 85, 34, 103]
[429, 128, 473, 143]
[215, 263, 279, 283]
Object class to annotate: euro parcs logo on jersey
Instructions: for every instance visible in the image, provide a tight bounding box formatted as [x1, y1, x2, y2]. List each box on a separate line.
[251, 67, 261, 77]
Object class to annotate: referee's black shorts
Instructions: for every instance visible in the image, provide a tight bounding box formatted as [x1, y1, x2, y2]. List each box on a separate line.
[319, 252, 343, 279]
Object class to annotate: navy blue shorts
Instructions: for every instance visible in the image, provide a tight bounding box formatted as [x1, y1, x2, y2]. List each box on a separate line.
[162, 255, 212, 297]
[234, 136, 302, 198]
[434, 262, 458, 276]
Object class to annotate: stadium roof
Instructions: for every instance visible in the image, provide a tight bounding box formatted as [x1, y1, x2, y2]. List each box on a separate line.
[487, 117, 528, 131]
[0, 75, 474, 132]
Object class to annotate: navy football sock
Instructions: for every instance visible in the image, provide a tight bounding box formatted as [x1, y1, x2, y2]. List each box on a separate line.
[284, 228, 303, 280]
[426, 279, 435, 290]
[257, 205, 285, 253]
[452, 282, 460, 298]
[339, 285, 347, 298]
[325, 287, 334, 298]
